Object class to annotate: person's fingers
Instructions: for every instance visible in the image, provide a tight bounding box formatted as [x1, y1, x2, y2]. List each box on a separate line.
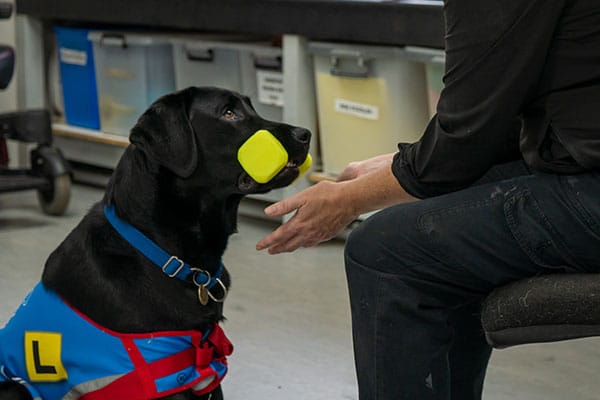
[264, 194, 304, 218]
[266, 237, 300, 254]
[266, 218, 335, 254]
[256, 219, 297, 251]
[258, 181, 344, 252]
[266, 228, 314, 254]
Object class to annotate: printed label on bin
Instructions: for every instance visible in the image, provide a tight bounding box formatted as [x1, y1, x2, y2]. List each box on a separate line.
[257, 71, 284, 107]
[334, 98, 379, 120]
[59, 48, 87, 66]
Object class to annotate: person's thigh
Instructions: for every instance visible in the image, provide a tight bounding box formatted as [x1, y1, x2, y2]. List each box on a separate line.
[346, 168, 600, 307]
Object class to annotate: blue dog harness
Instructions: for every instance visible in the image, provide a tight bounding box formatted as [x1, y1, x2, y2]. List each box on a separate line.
[0, 283, 233, 400]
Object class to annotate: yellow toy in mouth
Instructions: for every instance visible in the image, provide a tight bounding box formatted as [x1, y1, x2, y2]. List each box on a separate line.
[237, 129, 312, 184]
[297, 153, 313, 177]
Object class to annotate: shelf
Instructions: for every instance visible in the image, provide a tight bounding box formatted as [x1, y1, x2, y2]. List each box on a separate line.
[52, 123, 130, 148]
[51, 123, 127, 170]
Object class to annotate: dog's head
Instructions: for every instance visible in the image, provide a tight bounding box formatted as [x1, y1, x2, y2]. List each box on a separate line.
[129, 86, 311, 197]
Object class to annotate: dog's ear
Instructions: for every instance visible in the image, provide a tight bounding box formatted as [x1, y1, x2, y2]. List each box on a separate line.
[129, 91, 198, 178]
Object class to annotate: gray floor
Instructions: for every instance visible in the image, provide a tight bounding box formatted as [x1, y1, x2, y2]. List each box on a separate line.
[1, 184, 599, 399]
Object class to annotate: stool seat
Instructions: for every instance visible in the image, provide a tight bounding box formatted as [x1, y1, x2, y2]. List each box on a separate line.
[481, 273, 600, 348]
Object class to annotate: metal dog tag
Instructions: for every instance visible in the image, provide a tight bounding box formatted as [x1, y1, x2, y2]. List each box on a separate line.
[198, 285, 209, 306]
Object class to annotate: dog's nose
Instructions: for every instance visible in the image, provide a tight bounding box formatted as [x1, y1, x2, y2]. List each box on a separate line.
[292, 128, 311, 144]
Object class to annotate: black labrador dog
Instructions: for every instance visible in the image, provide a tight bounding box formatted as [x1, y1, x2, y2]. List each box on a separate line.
[0, 87, 310, 400]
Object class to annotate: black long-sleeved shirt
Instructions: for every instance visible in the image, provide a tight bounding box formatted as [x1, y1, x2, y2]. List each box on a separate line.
[392, 0, 600, 198]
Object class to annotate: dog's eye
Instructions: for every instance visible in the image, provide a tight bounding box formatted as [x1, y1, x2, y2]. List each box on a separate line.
[223, 109, 237, 120]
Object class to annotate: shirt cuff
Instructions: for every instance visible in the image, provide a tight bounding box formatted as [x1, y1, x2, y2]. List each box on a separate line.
[391, 143, 453, 199]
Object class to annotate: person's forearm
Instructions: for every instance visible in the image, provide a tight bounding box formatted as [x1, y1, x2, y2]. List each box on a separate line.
[339, 162, 418, 216]
[337, 152, 396, 182]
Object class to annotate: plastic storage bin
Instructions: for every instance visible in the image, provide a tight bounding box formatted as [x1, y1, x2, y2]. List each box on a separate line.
[240, 46, 284, 122]
[173, 39, 284, 122]
[402, 46, 446, 118]
[173, 40, 243, 93]
[310, 42, 430, 176]
[54, 26, 100, 130]
[88, 32, 175, 136]
[422, 49, 445, 118]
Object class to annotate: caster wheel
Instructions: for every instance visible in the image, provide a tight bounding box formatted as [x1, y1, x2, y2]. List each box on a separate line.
[37, 174, 71, 215]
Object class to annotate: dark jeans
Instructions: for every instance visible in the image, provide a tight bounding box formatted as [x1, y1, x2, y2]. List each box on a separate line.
[344, 161, 600, 400]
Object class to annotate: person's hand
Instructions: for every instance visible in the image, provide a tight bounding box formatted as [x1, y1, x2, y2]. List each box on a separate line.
[337, 153, 395, 182]
[255, 180, 358, 254]
[256, 153, 416, 254]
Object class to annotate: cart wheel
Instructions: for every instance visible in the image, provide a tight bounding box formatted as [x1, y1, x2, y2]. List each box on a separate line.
[37, 174, 71, 216]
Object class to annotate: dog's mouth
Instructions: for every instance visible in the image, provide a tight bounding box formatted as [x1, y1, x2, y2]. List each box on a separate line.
[237, 158, 305, 194]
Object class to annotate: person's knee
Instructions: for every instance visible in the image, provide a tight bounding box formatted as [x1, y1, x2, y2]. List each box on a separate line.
[344, 213, 405, 276]
[344, 217, 373, 270]
[343, 206, 430, 277]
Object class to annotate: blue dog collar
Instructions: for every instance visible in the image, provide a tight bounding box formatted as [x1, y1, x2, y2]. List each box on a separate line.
[103, 205, 226, 301]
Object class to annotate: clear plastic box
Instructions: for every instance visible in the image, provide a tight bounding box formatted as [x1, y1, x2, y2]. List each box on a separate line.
[88, 32, 175, 136]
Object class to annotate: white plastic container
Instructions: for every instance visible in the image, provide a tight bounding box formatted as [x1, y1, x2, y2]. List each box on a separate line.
[173, 40, 243, 93]
[425, 63, 444, 117]
[403, 46, 446, 118]
[240, 46, 284, 122]
[310, 42, 430, 176]
[88, 32, 175, 136]
[173, 39, 284, 122]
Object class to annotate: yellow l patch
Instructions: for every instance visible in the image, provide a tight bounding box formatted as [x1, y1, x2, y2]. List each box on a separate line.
[24, 331, 68, 382]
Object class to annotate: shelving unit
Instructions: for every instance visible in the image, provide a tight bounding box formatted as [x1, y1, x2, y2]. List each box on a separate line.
[49, 36, 319, 219]
[13, 1, 445, 224]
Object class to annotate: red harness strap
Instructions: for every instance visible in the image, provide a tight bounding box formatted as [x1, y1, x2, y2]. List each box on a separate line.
[80, 326, 233, 400]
